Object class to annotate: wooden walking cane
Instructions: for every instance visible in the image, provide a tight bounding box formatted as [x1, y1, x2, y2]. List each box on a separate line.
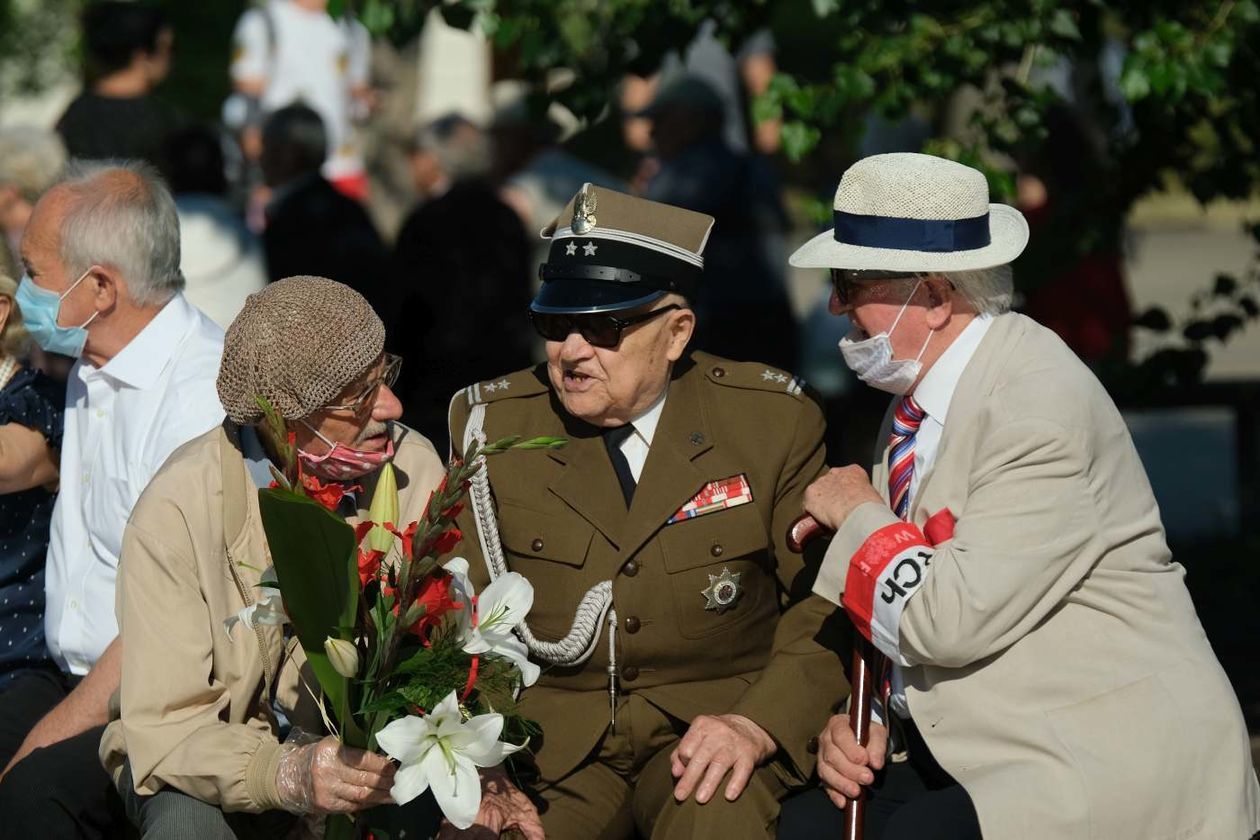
[788, 513, 872, 840]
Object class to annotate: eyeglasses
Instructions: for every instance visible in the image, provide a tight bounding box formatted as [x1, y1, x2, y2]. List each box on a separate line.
[322, 352, 403, 414]
[830, 269, 921, 307]
[529, 304, 681, 348]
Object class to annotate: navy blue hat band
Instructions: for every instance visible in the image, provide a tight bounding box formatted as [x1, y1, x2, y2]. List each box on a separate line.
[833, 210, 990, 252]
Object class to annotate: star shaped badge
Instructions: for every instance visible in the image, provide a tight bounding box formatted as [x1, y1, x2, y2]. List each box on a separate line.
[565, 241, 577, 256]
[583, 241, 598, 256]
[701, 567, 743, 614]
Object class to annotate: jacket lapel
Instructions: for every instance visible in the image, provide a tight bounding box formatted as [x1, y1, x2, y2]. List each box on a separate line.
[618, 361, 714, 561]
[909, 311, 1025, 521]
[547, 422, 630, 549]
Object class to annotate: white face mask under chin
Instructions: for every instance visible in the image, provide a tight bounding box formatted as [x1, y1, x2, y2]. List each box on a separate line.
[838, 280, 932, 395]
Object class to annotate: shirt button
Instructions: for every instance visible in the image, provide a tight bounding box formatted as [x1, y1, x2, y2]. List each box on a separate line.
[69, 599, 79, 610]
[624, 616, 641, 634]
[622, 559, 640, 577]
[530, 538, 544, 553]
[806, 736, 820, 754]
[95, 409, 106, 418]
[621, 665, 639, 682]
[710, 544, 724, 557]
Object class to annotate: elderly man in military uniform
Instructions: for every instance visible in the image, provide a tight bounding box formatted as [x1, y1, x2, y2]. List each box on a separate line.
[447, 185, 847, 839]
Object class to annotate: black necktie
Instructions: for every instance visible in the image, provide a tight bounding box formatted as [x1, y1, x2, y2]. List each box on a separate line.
[603, 424, 637, 507]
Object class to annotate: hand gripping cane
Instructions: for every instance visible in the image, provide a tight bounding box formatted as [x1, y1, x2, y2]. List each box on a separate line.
[787, 513, 873, 840]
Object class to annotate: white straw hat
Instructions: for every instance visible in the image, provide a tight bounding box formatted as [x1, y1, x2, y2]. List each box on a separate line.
[789, 152, 1029, 272]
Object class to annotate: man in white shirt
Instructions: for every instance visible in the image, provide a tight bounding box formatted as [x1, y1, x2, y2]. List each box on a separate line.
[0, 161, 225, 839]
[229, 0, 372, 199]
[777, 152, 1259, 840]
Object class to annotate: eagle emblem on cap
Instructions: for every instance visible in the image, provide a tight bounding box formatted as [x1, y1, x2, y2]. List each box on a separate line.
[572, 186, 597, 234]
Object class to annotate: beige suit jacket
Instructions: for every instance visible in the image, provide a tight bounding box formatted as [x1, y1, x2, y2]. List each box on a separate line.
[100, 422, 445, 812]
[815, 313, 1260, 840]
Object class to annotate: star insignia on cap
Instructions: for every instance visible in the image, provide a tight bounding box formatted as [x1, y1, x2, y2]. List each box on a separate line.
[565, 241, 577, 256]
[701, 567, 743, 614]
[583, 241, 598, 256]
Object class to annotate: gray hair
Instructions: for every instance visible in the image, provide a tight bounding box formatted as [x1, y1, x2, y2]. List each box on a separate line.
[940, 265, 1013, 315]
[57, 159, 184, 307]
[0, 126, 67, 203]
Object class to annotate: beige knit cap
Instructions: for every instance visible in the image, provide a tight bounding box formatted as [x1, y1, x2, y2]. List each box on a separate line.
[217, 276, 385, 425]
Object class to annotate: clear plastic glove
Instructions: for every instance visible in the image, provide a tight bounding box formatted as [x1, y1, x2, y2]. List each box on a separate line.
[275, 735, 397, 815]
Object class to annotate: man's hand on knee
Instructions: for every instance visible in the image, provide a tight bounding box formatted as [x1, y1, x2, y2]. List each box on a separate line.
[670, 714, 777, 805]
[437, 765, 543, 840]
[816, 715, 887, 810]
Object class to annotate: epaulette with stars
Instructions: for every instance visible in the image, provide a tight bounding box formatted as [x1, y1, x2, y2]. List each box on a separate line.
[459, 368, 549, 407]
[701, 357, 808, 399]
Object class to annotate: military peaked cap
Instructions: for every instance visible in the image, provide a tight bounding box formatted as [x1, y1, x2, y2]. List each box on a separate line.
[533, 183, 716, 314]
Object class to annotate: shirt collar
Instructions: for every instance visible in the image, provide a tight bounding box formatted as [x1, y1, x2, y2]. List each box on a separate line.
[912, 313, 994, 423]
[629, 387, 668, 448]
[87, 293, 198, 390]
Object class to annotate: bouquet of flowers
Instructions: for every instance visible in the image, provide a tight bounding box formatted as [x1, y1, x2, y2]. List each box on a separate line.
[248, 397, 563, 838]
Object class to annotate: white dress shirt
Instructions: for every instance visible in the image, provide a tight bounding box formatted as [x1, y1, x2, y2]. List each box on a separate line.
[616, 388, 668, 482]
[886, 313, 993, 719]
[44, 293, 225, 675]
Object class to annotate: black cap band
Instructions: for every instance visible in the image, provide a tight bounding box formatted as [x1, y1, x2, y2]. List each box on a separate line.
[538, 236, 702, 309]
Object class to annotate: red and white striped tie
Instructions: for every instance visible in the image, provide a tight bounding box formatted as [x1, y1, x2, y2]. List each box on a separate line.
[888, 395, 926, 521]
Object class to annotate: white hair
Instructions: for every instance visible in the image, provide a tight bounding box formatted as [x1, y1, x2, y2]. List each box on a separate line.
[57, 159, 184, 307]
[941, 265, 1013, 315]
[0, 126, 67, 203]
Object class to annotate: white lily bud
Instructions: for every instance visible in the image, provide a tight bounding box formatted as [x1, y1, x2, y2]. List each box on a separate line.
[366, 461, 400, 553]
[324, 636, 360, 678]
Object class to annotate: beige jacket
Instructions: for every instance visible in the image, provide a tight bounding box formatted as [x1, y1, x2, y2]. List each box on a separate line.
[815, 313, 1260, 840]
[100, 422, 445, 812]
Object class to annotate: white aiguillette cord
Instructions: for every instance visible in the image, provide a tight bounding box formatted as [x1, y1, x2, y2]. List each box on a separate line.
[462, 402, 621, 730]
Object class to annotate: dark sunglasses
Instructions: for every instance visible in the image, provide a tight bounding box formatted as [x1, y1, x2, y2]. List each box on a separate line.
[529, 304, 681, 348]
[830, 269, 921, 307]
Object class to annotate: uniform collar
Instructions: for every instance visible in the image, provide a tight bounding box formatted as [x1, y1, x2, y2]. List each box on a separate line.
[628, 386, 668, 448]
[912, 312, 993, 423]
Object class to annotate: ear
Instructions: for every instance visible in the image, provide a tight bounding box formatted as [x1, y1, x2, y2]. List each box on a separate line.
[923, 275, 955, 330]
[87, 265, 123, 315]
[664, 307, 696, 362]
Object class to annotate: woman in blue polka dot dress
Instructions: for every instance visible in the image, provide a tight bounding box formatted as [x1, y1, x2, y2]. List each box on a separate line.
[0, 274, 63, 691]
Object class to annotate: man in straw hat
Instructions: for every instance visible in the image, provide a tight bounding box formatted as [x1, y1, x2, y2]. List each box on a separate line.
[777, 152, 1260, 839]
[447, 184, 848, 838]
[97, 277, 540, 838]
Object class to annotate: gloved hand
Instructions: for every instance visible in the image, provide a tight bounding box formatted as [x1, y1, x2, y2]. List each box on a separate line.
[275, 735, 397, 814]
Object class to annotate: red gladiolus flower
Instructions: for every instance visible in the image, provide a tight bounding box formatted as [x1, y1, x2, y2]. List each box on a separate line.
[440, 502, 464, 520]
[357, 548, 384, 588]
[429, 527, 462, 557]
[299, 473, 360, 512]
[407, 571, 463, 638]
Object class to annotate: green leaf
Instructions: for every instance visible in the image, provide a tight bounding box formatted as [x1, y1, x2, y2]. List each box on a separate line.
[780, 121, 822, 162]
[1048, 9, 1080, 41]
[1118, 65, 1151, 102]
[259, 488, 364, 745]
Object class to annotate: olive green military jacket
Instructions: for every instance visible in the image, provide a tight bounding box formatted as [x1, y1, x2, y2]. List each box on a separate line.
[449, 351, 848, 784]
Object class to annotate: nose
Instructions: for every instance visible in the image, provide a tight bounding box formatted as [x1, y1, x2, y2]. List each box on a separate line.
[828, 288, 849, 316]
[373, 384, 403, 422]
[558, 329, 595, 360]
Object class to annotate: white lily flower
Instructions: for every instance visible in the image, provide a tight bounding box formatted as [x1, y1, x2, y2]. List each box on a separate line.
[442, 558, 539, 687]
[223, 566, 288, 637]
[323, 636, 360, 678]
[376, 690, 526, 829]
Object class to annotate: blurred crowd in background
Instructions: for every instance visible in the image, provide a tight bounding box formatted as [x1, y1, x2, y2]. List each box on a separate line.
[1, 0, 1138, 454]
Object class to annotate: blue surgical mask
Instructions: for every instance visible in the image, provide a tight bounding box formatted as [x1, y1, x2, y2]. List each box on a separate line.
[15, 270, 99, 358]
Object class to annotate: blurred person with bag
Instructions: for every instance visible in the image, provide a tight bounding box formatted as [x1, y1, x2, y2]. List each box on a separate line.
[0, 161, 224, 839]
[0, 274, 64, 693]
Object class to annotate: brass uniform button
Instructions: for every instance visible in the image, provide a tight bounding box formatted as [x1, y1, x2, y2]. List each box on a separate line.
[621, 665, 639, 682]
[710, 544, 723, 557]
[624, 616, 641, 634]
[806, 736, 820, 755]
[712, 366, 726, 378]
[531, 538, 544, 552]
[623, 559, 640, 577]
